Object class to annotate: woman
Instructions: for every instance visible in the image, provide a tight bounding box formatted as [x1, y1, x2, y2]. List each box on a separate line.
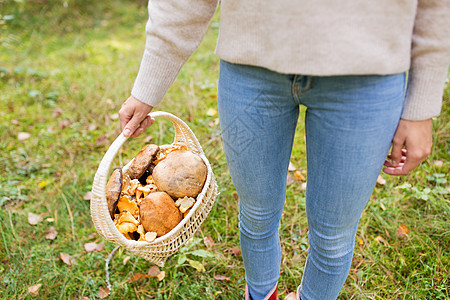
[118, 1, 449, 299]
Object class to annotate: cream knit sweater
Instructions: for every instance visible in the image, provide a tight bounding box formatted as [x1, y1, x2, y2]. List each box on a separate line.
[131, 0, 450, 120]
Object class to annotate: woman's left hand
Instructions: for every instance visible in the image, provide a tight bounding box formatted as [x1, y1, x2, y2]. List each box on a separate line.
[383, 119, 433, 175]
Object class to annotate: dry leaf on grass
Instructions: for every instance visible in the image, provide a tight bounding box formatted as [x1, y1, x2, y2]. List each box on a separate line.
[204, 236, 215, 248]
[288, 161, 296, 172]
[52, 107, 63, 117]
[397, 224, 410, 239]
[83, 191, 93, 201]
[286, 174, 295, 185]
[206, 108, 217, 116]
[96, 241, 104, 251]
[28, 283, 42, 296]
[18, 132, 31, 141]
[231, 246, 241, 256]
[60, 253, 72, 265]
[376, 175, 386, 185]
[294, 171, 305, 181]
[88, 124, 97, 131]
[157, 271, 165, 281]
[148, 265, 161, 277]
[214, 274, 230, 281]
[59, 120, 72, 129]
[84, 242, 98, 252]
[45, 226, 58, 240]
[80, 297, 90, 300]
[98, 286, 110, 299]
[187, 259, 206, 272]
[28, 212, 43, 225]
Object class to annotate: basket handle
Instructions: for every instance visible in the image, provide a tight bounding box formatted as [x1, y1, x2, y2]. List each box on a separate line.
[90, 111, 204, 241]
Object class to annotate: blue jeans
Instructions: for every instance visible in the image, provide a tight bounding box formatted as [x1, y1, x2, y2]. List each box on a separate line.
[217, 61, 406, 300]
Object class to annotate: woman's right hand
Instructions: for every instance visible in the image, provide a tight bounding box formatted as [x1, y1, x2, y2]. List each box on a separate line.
[118, 95, 154, 137]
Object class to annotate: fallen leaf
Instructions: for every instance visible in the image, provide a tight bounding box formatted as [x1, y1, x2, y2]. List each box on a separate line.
[208, 118, 219, 127]
[286, 174, 295, 185]
[88, 232, 96, 239]
[80, 297, 90, 300]
[204, 235, 215, 248]
[110, 113, 119, 120]
[18, 132, 31, 141]
[52, 107, 63, 118]
[294, 171, 305, 181]
[380, 202, 386, 211]
[148, 265, 161, 277]
[157, 271, 165, 281]
[300, 182, 307, 190]
[28, 283, 42, 296]
[130, 273, 148, 281]
[84, 242, 98, 252]
[377, 175, 386, 185]
[96, 241, 104, 251]
[59, 119, 72, 129]
[11, 119, 20, 125]
[397, 224, 410, 239]
[231, 246, 241, 256]
[60, 252, 72, 265]
[28, 212, 43, 225]
[123, 256, 131, 265]
[105, 98, 114, 107]
[98, 286, 110, 299]
[88, 124, 97, 131]
[83, 191, 93, 201]
[46, 217, 55, 223]
[358, 238, 364, 246]
[206, 108, 217, 116]
[214, 274, 230, 281]
[45, 226, 58, 240]
[187, 259, 206, 272]
[143, 135, 153, 143]
[288, 161, 297, 172]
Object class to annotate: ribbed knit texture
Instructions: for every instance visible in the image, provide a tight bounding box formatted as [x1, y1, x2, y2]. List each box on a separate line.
[131, 0, 450, 120]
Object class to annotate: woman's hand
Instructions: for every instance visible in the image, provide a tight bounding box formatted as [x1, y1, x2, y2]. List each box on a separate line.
[383, 119, 433, 175]
[118, 96, 154, 137]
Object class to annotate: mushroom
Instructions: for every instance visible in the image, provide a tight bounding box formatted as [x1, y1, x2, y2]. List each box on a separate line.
[152, 150, 207, 198]
[126, 144, 159, 179]
[106, 168, 122, 218]
[175, 196, 196, 214]
[117, 195, 139, 219]
[139, 192, 182, 237]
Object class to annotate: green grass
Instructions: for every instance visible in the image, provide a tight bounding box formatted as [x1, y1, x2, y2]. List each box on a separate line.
[1, 1, 448, 299]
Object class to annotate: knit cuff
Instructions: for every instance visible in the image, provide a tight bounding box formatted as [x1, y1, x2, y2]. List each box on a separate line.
[131, 51, 184, 107]
[402, 64, 448, 120]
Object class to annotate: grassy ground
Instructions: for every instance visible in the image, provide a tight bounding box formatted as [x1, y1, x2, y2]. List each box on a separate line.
[1, 1, 448, 299]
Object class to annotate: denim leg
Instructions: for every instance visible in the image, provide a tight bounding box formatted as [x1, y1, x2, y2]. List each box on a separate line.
[297, 74, 406, 299]
[218, 61, 298, 299]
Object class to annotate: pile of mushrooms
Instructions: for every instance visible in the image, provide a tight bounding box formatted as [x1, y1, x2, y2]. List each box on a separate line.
[105, 143, 207, 242]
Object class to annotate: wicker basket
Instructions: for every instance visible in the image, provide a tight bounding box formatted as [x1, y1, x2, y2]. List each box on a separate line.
[90, 111, 218, 267]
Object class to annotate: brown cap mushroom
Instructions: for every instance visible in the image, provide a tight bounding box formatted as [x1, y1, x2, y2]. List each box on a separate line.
[152, 150, 207, 198]
[126, 144, 159, 179]
[106, 168, 122, 218]
[140, 192, 182, 236]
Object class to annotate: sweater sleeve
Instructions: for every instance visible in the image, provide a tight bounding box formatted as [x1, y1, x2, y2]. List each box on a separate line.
[402, 0, 450, 120]
[131, 0, 219, 107]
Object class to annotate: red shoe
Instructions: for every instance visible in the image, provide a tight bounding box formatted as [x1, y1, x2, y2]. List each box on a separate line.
[245, 283, 278, 300]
